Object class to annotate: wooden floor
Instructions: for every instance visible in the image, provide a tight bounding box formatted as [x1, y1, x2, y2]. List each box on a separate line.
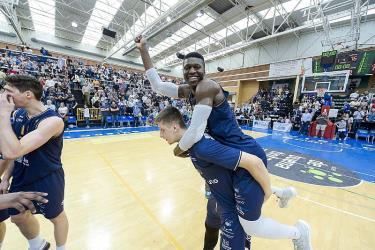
[4, 131, 375, 250]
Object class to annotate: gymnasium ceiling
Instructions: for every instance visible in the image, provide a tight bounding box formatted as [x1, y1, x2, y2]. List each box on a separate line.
[1, 0, 375, 68]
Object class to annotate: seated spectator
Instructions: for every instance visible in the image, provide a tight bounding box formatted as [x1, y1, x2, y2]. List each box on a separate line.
[315, 111, 329, 138]
[350, 90, 359, 100]
[45, 99, 56, 111]
[353, 107, 365, 133]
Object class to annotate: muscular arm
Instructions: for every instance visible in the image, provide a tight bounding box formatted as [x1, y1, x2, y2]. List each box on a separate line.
[177, 80, 219, 152]
[0, 116, 64, 160]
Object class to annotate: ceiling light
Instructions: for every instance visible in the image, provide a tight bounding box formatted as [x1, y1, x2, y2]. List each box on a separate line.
[196, 10, 204, 17]
[166, 16, 171, 22]
[71, 22, 78, 28]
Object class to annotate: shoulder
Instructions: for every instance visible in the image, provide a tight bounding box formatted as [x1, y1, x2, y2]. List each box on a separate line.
[195, 79, 220, 98]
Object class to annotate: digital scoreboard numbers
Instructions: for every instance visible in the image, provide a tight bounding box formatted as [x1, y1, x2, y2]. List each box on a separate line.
[334, 50, 364, 71]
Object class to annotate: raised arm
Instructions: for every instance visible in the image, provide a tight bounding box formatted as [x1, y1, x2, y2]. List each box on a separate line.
[135, 35, 191, 99]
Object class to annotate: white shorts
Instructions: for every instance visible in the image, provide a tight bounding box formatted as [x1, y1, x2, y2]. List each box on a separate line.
[316, 124, 327, 131]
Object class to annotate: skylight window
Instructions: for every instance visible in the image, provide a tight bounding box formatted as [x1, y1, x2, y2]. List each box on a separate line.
[81, 0, 124, 46]
[29, 0, 55, 35]
[111, 0, 180, 53]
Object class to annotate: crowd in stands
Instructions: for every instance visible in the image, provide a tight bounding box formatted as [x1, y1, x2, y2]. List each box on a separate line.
[0, 45, 191, 128]
[235, 85, 375, 141]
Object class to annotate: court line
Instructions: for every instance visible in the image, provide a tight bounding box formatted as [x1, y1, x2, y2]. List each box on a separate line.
[297, 195, 375, 223]
[98, 154, 184, 250]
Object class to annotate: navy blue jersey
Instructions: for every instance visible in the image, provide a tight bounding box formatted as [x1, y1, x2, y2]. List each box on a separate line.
[11, 108, 64, 187]
[189, 134, 241, 213]
[189, 88, 267, 182]
[190, 134, 264, 221]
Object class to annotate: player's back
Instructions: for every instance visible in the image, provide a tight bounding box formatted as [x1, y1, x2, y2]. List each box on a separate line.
[189, 88, 267, 165]
[11, 108, 64, 187]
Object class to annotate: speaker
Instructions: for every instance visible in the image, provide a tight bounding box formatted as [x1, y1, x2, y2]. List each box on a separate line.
[103, 28, 116, 38]
[176, 52, 185, 59]
[217, 67, 224, 72]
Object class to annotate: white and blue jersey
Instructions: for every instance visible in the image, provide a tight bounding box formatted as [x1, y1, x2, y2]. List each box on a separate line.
[9, 108, 65, 219]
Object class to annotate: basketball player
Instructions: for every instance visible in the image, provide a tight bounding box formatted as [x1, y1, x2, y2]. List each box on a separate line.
[0, 75, 69, 250]
[135, 36, 296, 201]
[156, 107, 312, 250]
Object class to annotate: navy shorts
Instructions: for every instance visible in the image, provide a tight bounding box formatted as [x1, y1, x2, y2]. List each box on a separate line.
[0, 209, 9, 222]
[233, 176, 264, 221]
[220, 212, 246, 250]
[205, 197, 222, 229]
[9, 168, 65, 219]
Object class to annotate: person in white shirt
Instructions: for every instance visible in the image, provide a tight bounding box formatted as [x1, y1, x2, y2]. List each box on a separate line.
[353, 108, 365, 133]
[45, 99, 56, 111]
[300, 109, 312, 135]
[83, 105, 90, 128]
[335, 117, 347, 141]
[58, 102, 68, 128]
[350, 91, 359, 100]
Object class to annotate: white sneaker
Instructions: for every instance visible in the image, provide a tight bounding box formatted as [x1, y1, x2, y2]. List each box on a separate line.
[29, 240, 50, 250]
[278, 186, 297, 208]
[293, 220, 312, 250]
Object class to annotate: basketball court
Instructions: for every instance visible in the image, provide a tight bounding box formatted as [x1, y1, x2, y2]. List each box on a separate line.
[4, 127, 374, 250]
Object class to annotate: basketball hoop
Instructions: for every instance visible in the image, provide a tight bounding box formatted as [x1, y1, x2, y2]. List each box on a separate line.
[316, 88, 327, 97]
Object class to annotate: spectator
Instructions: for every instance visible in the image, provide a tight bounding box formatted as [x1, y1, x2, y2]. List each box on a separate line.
[110, 101, 119, 127]
[335, 117, 347, 141]
[100, 101, 110, 128]
[84, 105, 90, 128]
[315, 111, 329, 138]
[58, 102, 68, 128]
[352, 107, 365, 133]
[82, 83, 90, 106]
[367, 107, 375, 122]
[300, 109, 312, 135]
[45, 99, 56, 111]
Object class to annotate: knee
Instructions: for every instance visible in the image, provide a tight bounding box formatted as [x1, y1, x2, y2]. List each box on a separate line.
[50, 211, 68, 225]
[11, 213, 29, 225]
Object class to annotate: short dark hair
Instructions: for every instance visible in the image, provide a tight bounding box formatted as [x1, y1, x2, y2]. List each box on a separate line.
[155, 107, 186, 129]
[184, 52, 205, 62]
[5, 74, 43, 100]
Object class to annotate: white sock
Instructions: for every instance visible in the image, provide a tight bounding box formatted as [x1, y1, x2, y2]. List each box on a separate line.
[28, 236, 44, 250]
[57, 245, 65, 250]
[239, 216, 301, 239]
[271, 186, 284, 198]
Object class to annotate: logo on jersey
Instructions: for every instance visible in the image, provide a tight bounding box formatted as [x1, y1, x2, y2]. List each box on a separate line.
[207, 179, 219, 185]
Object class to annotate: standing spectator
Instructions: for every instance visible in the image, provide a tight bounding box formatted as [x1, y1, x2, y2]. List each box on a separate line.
[82, 83, 90, 106]
[58, 102, 68, 128]
[110, 101, 119, 128]
[100, 101, 110, 128]
[315, 111, 329, 138]
[84, 105, 90, 128]
[352, 107, 365, 133]
[300, 109, 312, 135]
[335, 116, 347, 141]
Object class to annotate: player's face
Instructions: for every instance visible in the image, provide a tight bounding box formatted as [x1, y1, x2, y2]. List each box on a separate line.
[183, 58, 205, 87]
[158, 121, 178, 144]
[2, 84, 28, 108]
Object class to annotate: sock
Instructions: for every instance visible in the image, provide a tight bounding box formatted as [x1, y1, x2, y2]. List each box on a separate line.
[28, 236, 44, 250]
[271, 186, 284, 198]
[57, 245, 65, 250]
[239, 216, 301, 239]
[203, 223, 219, 250]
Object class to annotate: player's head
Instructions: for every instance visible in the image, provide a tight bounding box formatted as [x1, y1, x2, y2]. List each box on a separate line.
[155, 106, 186, 144]
[183, 52, 205, 87]
[3, 74, 42, 107]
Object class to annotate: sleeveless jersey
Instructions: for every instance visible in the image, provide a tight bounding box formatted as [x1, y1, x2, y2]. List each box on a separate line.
[11, 108, 64, 187]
